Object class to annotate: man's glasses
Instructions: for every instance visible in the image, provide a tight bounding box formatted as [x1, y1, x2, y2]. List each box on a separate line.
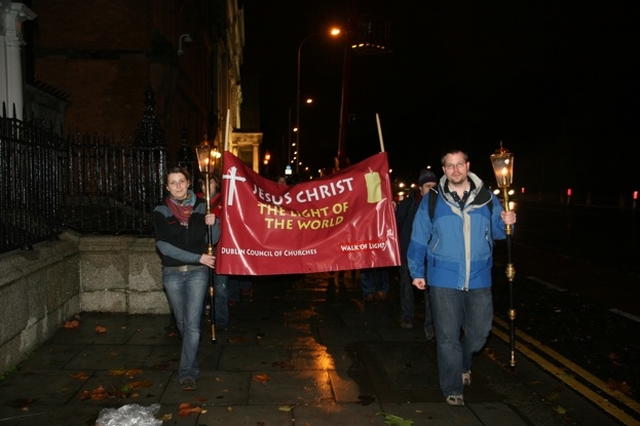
[444, 161, 467, 171]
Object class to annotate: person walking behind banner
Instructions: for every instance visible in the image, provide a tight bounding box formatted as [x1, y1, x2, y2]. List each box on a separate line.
[361, 267, 390, 302]
[407, 148, 516, 406]
[228, 276, 253, 307]
[396, 168, 437, 339]
[154, 167, 219, 391]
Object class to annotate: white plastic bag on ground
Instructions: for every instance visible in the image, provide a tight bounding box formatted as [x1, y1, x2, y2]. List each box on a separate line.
[96, 403, 162, 426]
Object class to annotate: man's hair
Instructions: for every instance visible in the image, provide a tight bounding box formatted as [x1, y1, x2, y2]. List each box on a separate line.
[198, 174, 220, 186]
[440, 148, 469, 165]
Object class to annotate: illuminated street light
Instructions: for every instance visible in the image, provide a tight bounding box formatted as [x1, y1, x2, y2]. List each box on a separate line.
[263, 151, 271, 175]
[288, 98, 312, 167]
[296, 27, 341, 173]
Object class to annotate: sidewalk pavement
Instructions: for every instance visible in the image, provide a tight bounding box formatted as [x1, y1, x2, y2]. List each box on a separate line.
[0, 272, 620, 425]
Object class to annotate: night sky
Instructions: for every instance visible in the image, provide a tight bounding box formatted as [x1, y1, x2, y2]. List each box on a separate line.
[241, 1, 639, 200]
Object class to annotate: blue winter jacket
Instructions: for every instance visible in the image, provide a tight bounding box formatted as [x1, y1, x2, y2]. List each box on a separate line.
[407, 172, 508, 291]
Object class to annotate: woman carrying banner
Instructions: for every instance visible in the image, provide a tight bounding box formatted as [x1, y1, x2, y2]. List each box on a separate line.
[153, 166, 218, 391]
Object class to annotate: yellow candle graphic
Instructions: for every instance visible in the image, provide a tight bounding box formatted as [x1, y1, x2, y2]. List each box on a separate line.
[365, 169, 381, 203]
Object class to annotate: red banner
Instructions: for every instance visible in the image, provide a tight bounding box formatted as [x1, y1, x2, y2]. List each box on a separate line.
[215, 151, 400, 275]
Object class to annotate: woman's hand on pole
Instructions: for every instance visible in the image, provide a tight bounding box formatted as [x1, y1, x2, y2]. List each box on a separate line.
[200, 254, 216, 269]
[205, 213, 217, 225]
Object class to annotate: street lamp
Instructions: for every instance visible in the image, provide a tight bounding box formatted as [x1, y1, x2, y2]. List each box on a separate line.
[490, 141, 516, 367]
[296, 27, 341, 173]
[195, 139, 221, 343]
[263, 151, 271, 175]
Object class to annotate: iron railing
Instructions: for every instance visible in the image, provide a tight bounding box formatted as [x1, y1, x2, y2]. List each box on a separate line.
[0, 86, 190, 255]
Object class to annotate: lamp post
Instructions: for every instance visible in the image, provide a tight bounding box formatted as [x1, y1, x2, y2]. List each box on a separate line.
[195, 139, 221, 343]
[295, 28, 340, 174]
[490, 141, 516, 367]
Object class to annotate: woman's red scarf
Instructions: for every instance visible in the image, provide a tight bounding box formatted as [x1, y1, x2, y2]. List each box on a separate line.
[166, 191, 196, 226]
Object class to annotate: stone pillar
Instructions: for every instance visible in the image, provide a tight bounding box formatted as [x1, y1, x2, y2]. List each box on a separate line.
[252, 142, 260, 173]
[1, 2, 37, 119]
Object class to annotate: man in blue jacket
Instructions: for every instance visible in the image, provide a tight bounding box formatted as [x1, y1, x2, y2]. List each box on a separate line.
[407, 148, 516, 406]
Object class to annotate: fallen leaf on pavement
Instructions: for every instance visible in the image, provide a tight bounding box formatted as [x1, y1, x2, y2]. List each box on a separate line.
[128, 380, 153, 390]
[272, 361, 293, 369]
[178, 402, 202, 417]
[94, 324, 107, 334]
[108, 368, 143, 377]
[79, 385, 109, 401]
[553, 405, 567, 415]
[64, 320, 79, 329]
[252, 373, 271, 383]
[70, 372, 89, 380]
[376, 412, 414, 425]
[5, 398, 36, 410]
[607, 378, 632, 395]
[278, 405, 293, 412]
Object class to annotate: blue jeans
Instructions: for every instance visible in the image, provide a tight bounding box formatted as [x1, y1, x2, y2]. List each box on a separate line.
[399, 263, 434, 338]
[430, 286, 493, 396]
[162, 266, 209, 383]
[360, 268, 390, 296]
[213, 273, 229, 328]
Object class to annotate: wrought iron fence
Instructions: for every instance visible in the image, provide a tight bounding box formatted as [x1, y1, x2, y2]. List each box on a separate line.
[0, 86, 180, 255]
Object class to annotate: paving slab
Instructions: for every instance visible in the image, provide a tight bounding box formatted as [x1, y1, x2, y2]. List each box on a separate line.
[0, 272, 617, 426]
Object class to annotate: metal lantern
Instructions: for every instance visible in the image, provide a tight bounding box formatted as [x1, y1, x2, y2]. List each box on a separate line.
[490, 141, 517, 368]
[490, 142, 514, 189]
[195, 144, 219, 182]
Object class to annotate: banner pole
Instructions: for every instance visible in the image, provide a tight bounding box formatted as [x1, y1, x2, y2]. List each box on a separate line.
[376, 113, 385, 152]
[224, 109, 230, 152]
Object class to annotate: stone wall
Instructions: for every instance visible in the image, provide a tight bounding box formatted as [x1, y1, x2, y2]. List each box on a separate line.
[0, 231, 168, 374]
[0, 232, 80, 373]
[78, 235, 168, 314]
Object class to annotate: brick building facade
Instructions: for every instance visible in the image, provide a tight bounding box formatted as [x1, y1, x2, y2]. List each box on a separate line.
[4, 0, 261, 168]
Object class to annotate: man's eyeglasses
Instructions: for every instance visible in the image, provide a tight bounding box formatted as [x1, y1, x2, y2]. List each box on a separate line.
[444, 161, 467, 171]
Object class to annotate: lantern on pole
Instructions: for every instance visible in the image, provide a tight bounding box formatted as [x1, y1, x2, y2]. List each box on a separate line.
[195, 139, 220, 343]
[195, 141, 220, 254]
[490, 141, 516, 367]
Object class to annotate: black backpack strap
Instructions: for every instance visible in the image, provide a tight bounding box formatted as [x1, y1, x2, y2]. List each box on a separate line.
[485, 187, 494, 215]
[428, 190, 438, 221]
